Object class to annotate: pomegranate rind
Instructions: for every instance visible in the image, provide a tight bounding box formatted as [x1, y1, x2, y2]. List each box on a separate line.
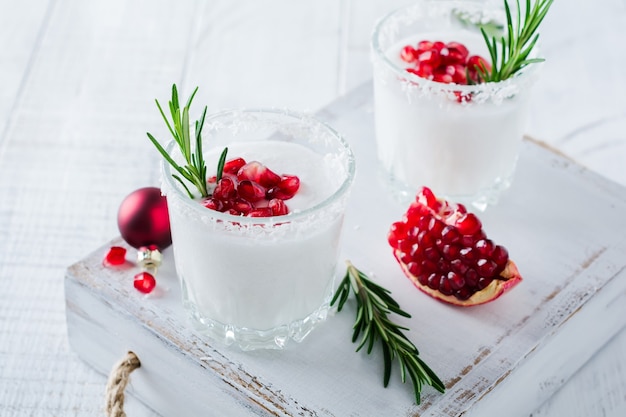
[394, 249, 522, 307]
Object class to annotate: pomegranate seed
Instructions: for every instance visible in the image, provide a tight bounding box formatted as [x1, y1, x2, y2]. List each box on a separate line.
[423, 246, 439, 262]
[456, 213, 482, 235]
[213, 177, 237, 201]
[465, 268, 479, 288]
[408, 262, 421, 277]
[406, 67, 420, 76]
[416, 40, 434, 53]
[417, 230, 435, 246]
[444, 42, 469, 64]
[134, 272, 156, 294]
[451, 258, 469, 275]
[388, 222, 407, 248]
[266, 175, 300, 200]
[223, 157, 247, 174]
[105, 246, 127, 265]
[417, 187, 438, 209]
[268, 198, 289, 216]
[427, 273, 440, 290]
[455, 288, 472, 300]
[467, 55, 491, 83]
[203, 198, 222, 211]
[417, 49, 441, 67]
[433, 71, 453, 84]
[438, 276, 454, 296]
[237, 180, 266, 202]
[248, 208, 273, 217]
[475, 239, 495, 257]
[232, 198, 253, 215]
[441, 226, 460, 243]
[417, 62, 435, 79]
[400, 45, 418, 63]
[442, 244, 461, 261]
[477, 276, 493, 290]
[476, 259, 498, 277]
[432, 41, 445, 51]
[448, 271, 465, 290]
[237, 161, 281, 188]
[493, 245, 509, 270]
[278, 175, 300, 198]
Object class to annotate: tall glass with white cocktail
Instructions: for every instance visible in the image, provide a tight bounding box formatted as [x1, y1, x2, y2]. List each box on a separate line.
[372, 0, 541, 210]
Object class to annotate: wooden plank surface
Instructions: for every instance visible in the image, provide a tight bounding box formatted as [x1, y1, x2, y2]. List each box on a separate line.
[2, 0, 626, 416]
[66, 83, 626, 417]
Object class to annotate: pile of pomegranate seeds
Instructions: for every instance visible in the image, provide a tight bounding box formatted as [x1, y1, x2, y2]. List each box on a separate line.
[401, 40, 491, 87]
[204, 157, 300, 217]
[388, 187, 521, 306]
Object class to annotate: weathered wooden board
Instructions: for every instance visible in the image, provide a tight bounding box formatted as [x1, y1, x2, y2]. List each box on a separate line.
[65, 83, 626, 417]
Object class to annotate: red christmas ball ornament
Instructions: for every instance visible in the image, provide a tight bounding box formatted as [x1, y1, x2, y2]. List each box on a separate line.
[117, 187, 172, 250]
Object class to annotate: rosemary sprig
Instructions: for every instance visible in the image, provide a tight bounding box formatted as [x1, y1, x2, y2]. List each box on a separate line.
[331, 261, 445, 404]
[147, 84, 209, 199]
[477, 0, 554, 82]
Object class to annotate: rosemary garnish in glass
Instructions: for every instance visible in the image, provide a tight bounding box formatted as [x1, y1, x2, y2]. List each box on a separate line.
[147, 84, 218, 199]
[477, 0, 554, 82]
[331, 261, 445, 404]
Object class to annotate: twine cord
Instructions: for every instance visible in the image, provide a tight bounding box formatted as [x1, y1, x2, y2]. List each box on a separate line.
[105, 351, 141, 417]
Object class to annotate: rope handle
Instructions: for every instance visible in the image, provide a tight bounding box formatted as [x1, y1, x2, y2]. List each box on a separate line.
[105, 351, 141, 417]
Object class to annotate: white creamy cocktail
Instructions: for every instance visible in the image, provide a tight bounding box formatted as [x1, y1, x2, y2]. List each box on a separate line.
[161, 110, 355, 350]
[371, 1, 540, 210]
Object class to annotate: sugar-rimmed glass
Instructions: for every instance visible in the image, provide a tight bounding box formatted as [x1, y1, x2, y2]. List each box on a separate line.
[161, 109, 355, 350]
[371, 0, 541, 210]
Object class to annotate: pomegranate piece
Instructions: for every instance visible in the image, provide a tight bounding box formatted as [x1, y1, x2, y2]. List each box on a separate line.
[388, 187, 522, 306]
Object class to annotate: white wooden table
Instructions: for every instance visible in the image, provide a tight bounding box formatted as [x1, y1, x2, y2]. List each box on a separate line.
[1, 1, 625, 416]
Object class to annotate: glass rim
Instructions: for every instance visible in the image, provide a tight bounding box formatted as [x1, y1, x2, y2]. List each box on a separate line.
[370, 0, 541, 93]
[162, 108, 356, 226]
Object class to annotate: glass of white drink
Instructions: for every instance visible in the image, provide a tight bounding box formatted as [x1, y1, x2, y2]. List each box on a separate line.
[161, 109, 355, 350]
[371, 0, 543, 210]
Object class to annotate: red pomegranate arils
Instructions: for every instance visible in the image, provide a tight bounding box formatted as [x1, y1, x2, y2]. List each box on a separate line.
[237, 180, 266, 202]
[268, 198, 289, 216]
[223, 157, 247, 174]
[134, 272, 156, 294]
[401, 45, 418, 63]
[204, 156, 301, 218]
[248, 207, 273, 217]
[213, 176, 237, 201]
[267, 175, 300, 200]
[399, 39, 495, 105]
[237, 161, 282, 188]
[105, 246, 127, 266]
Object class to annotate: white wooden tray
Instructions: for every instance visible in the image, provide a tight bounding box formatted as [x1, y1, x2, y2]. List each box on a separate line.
[65, 83, 626, 417]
